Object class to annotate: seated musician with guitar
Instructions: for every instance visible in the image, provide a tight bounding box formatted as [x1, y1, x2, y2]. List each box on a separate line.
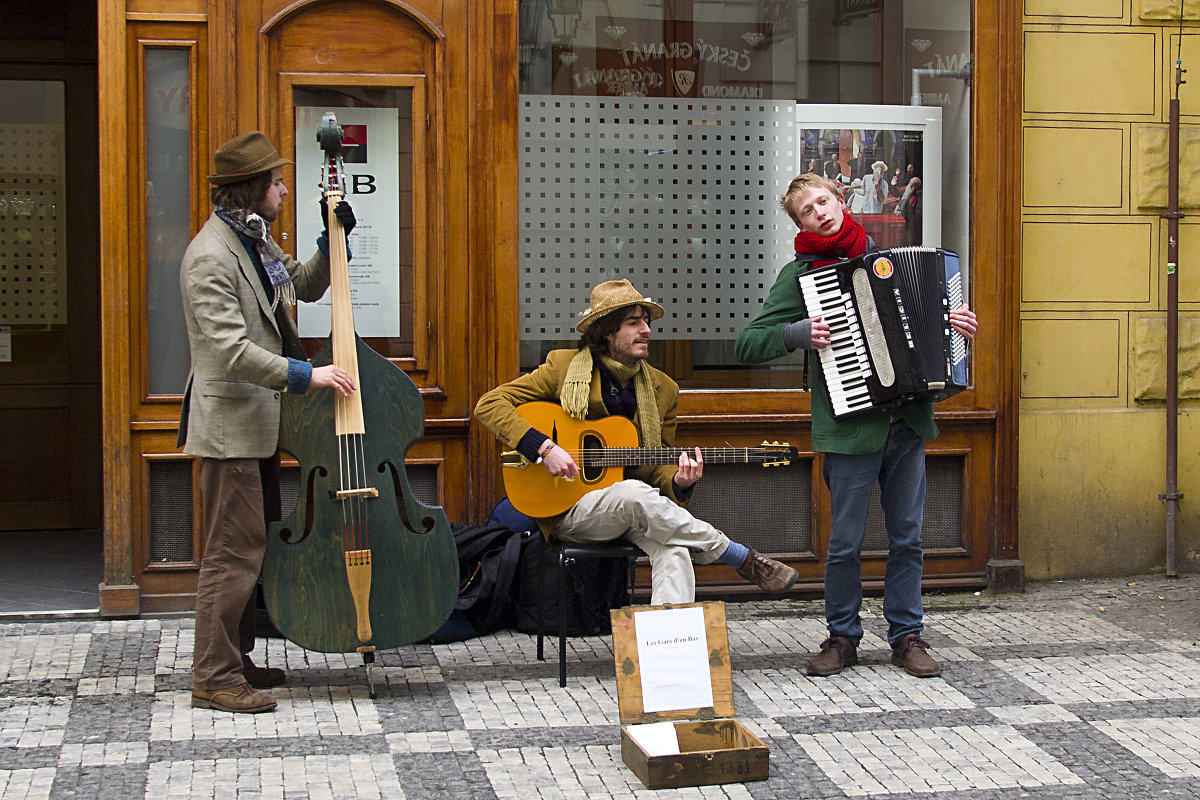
[474, 279, 798, 605]
[735, 173, 977, 679]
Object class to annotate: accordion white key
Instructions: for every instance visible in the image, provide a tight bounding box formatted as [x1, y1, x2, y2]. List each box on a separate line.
[797, 246, 969, 420]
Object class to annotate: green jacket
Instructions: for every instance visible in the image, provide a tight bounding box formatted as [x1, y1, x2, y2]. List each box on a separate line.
[734, 256, 937, 454]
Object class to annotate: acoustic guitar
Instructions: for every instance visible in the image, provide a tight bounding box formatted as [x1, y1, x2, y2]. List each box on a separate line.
[500, 401, 796, 518]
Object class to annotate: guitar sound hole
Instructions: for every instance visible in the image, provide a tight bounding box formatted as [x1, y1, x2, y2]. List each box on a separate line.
[580, 433, 604, 483]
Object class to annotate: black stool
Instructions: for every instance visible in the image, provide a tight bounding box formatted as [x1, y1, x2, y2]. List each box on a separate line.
[536, 538, 642, 686]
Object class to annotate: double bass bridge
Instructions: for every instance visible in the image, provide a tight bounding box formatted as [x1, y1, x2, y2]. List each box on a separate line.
[332, 486, 380, 501]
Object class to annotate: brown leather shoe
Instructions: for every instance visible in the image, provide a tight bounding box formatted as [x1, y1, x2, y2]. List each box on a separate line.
[891, 634, 941, 677]
[242, 657, 286, 689]
[806, 635, 857, 676]
[191, 682, 277, 713]
[736, 549, 798, 595]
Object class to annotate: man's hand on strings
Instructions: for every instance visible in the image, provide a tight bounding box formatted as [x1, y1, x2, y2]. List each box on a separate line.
[541, 440, 578, 478]
[309, 364, 356, 396]
[675, 447, 704, 490]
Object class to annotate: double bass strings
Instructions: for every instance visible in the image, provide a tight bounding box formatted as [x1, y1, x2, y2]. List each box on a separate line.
[335, 399, 371, 555]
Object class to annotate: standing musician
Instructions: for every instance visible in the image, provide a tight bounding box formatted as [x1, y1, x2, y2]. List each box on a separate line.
[474, 279, 799, 605]
[179, 131, 357, 713]
[735, 173, 977, 679]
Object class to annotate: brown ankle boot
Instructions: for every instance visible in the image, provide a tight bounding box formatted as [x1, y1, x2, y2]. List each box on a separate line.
[242, 657, 286, 689]
[891, 634, 941, 677]
[736, 549, 798, 594]
[191, 682, 277, 713]
[806, 635, 858, 676]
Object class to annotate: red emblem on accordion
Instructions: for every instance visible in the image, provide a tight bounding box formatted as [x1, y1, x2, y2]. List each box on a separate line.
[872, 256, 894, 279]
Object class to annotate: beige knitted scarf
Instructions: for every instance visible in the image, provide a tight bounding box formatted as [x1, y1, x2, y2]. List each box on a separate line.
[559, 348, 661, 447]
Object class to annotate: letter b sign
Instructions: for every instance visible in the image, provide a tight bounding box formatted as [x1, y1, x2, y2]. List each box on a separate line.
[351, 174, 376, 194]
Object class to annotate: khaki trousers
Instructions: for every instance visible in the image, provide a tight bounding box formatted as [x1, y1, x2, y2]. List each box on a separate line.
[552, 479, 730, 605]
[192, 456, 280, 692]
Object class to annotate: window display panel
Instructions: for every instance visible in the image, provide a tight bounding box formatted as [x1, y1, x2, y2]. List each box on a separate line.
[292, 86, 415, 361]
[516, 0, 971, 388]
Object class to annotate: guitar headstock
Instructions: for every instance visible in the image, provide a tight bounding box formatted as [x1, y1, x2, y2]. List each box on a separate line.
[755, 441, 798, 467]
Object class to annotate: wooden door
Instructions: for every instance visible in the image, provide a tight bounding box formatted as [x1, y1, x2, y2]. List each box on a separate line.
[0, 6, 101, 532]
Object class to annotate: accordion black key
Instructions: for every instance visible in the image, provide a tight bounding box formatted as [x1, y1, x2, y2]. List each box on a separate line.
[797, 246, 969, 420]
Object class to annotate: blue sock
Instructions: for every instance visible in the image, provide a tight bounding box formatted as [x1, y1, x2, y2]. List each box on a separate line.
[718, 541, 749, 568]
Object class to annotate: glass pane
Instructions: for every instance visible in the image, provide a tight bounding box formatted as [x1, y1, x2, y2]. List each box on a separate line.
[293, 87, 414, 360]
[144, 49, 192, 396]
[0, 80, 67, 368]
[516, 0, 972, 389]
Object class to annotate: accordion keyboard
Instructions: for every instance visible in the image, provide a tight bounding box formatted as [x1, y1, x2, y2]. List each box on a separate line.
[799, 267, 876, 417]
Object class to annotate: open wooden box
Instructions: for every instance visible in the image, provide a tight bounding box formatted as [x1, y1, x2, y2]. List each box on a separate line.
[610, 601, 769, 789]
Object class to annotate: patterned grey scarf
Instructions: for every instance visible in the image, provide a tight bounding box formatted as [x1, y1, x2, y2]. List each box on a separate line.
[216, 206, 296, 310]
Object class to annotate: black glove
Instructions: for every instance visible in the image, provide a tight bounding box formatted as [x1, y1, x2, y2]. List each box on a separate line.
[320, 197, 357, 237]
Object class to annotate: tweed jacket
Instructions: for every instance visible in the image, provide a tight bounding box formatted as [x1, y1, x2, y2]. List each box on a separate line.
[177, 211, 331, 459]
[474, 348, 689, 532]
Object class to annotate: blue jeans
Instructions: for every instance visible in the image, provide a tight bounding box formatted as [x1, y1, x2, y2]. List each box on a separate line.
[822, 420, 926, 647]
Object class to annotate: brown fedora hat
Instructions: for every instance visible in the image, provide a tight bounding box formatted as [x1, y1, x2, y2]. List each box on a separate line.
[207, 131, 292, 185]
[575, 279, 664, 333]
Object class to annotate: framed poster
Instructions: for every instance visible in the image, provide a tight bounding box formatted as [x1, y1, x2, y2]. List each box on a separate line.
[796, 104, 942, 248]
[294, 106, 401, 339]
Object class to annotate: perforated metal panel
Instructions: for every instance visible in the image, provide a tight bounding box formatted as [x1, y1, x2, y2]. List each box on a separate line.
[864, 454, 964, 552]
[280, 463, 439, 521]
[687, 460, 812, 557]
[148, 460, 194, 564]
[0, 123, 66, 325]
[520, 96, 797, 340]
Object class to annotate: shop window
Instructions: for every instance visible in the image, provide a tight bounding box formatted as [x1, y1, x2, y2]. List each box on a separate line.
[516, 0, 972, 388]
[291, 86, 418, 364]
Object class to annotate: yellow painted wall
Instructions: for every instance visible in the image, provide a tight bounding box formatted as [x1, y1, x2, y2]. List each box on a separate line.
[1019, 409, 1200, 578]
[1021, 3, 1200, 577]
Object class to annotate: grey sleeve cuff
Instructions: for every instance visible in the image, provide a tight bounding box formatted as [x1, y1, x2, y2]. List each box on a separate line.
[783, 318, 814, 351]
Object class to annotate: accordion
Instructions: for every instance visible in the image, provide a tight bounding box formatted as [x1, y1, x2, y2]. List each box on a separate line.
[797, 246, 969, 420]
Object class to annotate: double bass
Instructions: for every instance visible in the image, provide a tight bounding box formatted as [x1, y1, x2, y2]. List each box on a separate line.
[264, 113, 456, 691]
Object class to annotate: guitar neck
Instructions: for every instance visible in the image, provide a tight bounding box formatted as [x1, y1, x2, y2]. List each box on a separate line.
[583, 447, 773, 468]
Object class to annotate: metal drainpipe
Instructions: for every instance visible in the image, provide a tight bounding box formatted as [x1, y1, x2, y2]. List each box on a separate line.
[1161, 55, 1184, 578]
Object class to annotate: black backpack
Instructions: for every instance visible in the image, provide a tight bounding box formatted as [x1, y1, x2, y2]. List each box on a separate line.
[486, 497, 630, 637]
[420, 499, 630, 643]
[419, 520, 535, 644]
[514, 532, 629, 637]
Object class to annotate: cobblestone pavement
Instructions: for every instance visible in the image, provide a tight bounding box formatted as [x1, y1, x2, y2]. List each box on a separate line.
[1, 573, 1199, 799]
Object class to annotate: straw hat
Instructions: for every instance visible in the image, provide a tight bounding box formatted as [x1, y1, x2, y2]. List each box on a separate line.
[207, 132, 292, 185]
[575, 280, 664, 333]
[871, 160, 888, 172]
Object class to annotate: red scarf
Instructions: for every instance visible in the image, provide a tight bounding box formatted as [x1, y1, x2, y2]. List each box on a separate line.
[793, 212, 868, 267]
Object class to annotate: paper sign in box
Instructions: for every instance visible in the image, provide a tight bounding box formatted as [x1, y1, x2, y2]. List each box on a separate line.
[610, 601, 769, 790]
